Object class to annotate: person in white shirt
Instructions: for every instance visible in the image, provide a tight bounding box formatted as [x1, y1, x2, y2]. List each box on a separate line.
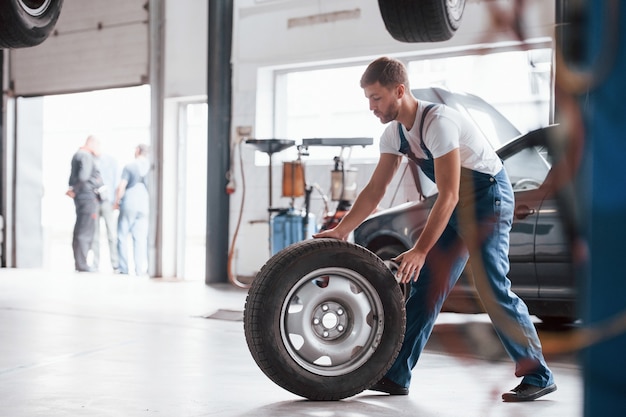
[314, 56, 556, 402]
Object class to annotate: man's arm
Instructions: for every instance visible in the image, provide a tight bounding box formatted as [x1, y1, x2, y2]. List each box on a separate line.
[313, 153, 402, 240]
[77, 153, 94, 183]
[394, 148, 460, 283]
[114, 179, 128, 210]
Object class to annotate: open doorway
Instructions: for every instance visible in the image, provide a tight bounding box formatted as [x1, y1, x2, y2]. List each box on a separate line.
[41, 85, 151, 273]
[40, 87, 208, 278]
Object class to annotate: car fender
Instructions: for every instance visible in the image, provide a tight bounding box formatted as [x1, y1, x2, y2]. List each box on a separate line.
[354, 203, 431, 252]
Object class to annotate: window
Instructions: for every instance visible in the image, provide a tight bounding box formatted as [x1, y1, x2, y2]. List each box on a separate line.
[271, 44, 553, 162]
[505, 146, 551, 191]
[408, 48, 552, 133]
[275, 65, 385, 163]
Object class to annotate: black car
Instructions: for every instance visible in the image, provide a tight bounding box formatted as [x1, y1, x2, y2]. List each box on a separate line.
[353, 91, 577, 325]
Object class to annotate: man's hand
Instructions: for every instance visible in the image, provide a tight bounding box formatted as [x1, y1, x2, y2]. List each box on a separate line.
[65, 188, 75, 199]
[392, 248, 427, 283]
[390, 149, 460, 284]
[312, 227, 347, 241]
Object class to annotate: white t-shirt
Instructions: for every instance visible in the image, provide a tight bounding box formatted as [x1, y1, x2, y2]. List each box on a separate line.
[379, 101, 502, 175]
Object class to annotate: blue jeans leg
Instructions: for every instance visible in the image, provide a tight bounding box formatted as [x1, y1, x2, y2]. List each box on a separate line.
[385, 224, 469, 388]
[385, 168, 554, 389]
[117, 212, 131, 274]
[131, 213, 149, 276]
[93, 201, 119, 271]
[469, 169, 554, 387]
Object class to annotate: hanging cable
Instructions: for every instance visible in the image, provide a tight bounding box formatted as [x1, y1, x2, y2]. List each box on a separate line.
[227, 140, 250, 289]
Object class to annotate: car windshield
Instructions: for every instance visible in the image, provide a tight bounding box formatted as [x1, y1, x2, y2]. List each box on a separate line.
[503, 145, 551, 191]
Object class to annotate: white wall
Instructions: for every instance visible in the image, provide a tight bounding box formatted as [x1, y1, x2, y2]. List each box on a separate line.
[163, 0, 208, 98]
[226, 0, 556, 278]
[157, 0, 208, 279]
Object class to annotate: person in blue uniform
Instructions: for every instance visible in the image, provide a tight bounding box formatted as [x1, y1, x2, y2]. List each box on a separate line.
[314, 57, 556, 402]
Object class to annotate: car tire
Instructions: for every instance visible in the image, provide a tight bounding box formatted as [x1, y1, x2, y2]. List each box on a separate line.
[377, 0, 466, 43]
[0, 0, 63, 48]
[244, 239, 406, 400]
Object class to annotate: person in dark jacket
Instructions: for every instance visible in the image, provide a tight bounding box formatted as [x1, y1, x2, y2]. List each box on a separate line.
[66, 135, 103, 272]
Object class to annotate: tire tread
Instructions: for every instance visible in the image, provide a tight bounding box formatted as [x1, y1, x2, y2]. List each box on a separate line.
[377, 0, 464, 43]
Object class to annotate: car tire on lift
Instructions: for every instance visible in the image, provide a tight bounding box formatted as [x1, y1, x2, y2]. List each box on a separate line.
[244, 239, 406, 400]
[0, 0, 64, 48]
[377, 0, 466, 43]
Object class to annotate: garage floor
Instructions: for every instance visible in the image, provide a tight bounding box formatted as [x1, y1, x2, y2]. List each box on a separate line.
[0, 269, 582, 417]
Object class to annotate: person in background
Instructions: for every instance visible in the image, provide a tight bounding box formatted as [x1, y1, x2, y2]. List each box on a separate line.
[313, 57, 556, 401]
[92, 150, 120, 272]
[66, 135, 103, 272]
[114, 144, 150, 276]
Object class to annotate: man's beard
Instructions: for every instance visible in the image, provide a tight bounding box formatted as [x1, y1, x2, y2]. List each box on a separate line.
[375, 103, 399, 124]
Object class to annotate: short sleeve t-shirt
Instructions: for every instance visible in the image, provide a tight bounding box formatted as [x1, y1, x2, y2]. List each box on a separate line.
[379, 101, 502, 175]
[120, 158, 150, 215]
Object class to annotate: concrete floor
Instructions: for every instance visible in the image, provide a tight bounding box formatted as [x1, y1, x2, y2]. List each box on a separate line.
[0, 269, 582, 417]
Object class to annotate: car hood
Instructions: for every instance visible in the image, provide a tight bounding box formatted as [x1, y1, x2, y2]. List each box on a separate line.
[413, 87, 521, 148]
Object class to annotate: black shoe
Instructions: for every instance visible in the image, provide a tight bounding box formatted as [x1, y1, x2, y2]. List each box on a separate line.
[502, 383, 557, 402]
[368, 377, 409, 395]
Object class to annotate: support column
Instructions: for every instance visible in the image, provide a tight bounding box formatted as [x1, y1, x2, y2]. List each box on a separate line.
[149, 0, 165, 277]
[205, 0, 233, 284]
[0, 51, 4, 267]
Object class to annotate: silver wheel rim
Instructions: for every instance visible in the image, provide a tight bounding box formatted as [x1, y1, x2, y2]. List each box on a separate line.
[19, 0, 53, 17]
[447, 0, 465, 21]
[280, 267, 385, 376]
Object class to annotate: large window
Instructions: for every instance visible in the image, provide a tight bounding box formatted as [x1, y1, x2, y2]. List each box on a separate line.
[407, 48, 552, 132]
[275, 65, 386, 163]
[273, 44, 552, 162]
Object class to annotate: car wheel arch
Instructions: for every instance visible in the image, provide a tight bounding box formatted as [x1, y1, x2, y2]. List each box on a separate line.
[360, 234, 410, 256]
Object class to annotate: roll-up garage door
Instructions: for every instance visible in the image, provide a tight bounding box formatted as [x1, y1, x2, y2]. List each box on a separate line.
[9, 0, 148, 97]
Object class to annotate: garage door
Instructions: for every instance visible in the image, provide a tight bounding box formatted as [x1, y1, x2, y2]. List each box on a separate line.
[9, 0, 148, 97]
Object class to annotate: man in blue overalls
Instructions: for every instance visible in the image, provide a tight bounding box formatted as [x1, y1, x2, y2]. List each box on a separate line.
[313, 56, 556, 401]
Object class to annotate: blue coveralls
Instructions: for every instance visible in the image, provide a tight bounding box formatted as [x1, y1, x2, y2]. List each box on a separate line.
[385, 105, 554, 389]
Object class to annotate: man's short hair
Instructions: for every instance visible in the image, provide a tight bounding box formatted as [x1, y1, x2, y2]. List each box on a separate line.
[360, 56, 410, 89]
[137, 144, 150, 155]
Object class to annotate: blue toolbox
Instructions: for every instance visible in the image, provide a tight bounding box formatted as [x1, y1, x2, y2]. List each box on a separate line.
[270, 208, 316, 255]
